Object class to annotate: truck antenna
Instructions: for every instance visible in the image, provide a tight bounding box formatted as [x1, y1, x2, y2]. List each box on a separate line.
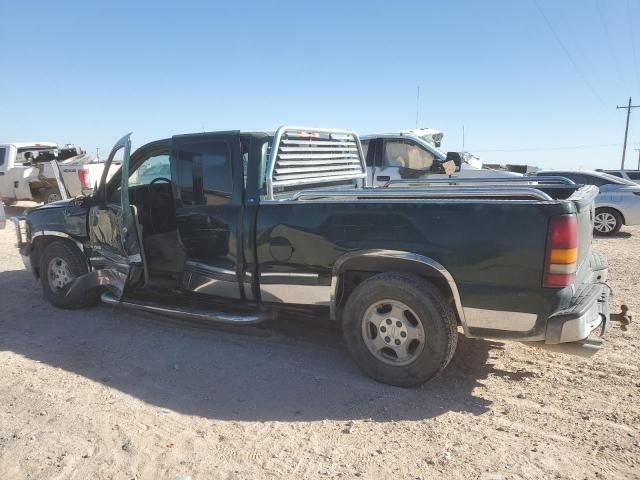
[415, 86, 420, 128]
[462, 125, 465, 151]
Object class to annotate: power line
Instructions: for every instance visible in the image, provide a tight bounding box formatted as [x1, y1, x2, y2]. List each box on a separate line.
[628, 0, 640, 88]
[473, 143, 620, 153]
[533, 0, 606, 107]
[594, 0, 625, 86]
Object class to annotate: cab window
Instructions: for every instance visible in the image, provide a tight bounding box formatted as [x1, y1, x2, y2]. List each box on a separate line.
[361, 140, 370, 166]
[176, 140, 233, 206]
[382, 140, 434, 170]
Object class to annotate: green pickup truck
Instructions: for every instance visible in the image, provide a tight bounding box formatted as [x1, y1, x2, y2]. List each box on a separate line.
[12, 126, 610, 386]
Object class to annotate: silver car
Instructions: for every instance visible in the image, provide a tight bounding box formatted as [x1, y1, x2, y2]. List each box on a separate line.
[537, 170, 640, 235]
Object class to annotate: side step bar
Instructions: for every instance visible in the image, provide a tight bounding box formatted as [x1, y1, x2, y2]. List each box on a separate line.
[101, 292, 271, 325]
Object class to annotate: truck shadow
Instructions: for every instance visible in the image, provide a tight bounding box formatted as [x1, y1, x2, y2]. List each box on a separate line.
[0, 268, 521, 422]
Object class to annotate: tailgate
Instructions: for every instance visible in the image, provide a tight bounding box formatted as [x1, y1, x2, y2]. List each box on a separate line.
[569, 185, 598, 284]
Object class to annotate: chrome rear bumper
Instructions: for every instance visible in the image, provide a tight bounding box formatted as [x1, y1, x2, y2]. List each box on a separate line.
[545, 282, 610, 344]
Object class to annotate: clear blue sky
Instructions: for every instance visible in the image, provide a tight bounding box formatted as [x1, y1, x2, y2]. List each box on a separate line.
[2, 0, 639, 170]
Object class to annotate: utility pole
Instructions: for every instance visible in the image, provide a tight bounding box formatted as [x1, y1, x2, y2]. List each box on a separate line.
[616, 97, 640, 169]
[636, 146, 640, 170]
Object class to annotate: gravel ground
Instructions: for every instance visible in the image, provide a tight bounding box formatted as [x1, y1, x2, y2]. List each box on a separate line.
[0, 203, 638, 480]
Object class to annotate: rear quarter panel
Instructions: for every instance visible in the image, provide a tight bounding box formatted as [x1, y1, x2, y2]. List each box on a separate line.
[255, 199, 575, 337]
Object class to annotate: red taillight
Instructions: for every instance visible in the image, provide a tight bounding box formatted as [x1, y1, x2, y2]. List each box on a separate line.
[544, 214, 578, 287]
[78, 167, 91, 189]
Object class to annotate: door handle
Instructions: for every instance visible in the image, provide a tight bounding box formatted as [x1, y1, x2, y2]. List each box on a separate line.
[376, 175, 390, 182]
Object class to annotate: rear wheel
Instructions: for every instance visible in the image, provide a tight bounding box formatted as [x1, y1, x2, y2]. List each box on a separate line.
[42, 187, 62, 204]
[40, 240, 98, 309]
[594, 208, 622, 236]
[342, 272, 458, 387]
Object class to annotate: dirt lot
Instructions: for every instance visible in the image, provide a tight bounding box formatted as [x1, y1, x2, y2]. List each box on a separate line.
[0, 205, 638, 480]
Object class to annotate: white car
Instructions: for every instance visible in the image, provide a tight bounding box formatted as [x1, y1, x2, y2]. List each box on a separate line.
[360, 133, 521, 187]
[537, 170, 640, 235]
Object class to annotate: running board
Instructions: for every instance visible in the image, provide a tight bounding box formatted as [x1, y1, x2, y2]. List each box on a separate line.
[100, 292, 271, 325]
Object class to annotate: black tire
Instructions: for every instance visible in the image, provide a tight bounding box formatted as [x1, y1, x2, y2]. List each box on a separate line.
[594, 208, 622, 236]
[342, 272, 458, 387]
[42, 187, 62, 204]
[40, 240, 98, 309]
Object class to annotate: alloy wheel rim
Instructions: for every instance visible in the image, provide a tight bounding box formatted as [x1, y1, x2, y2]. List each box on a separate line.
[48, 257, 73, 290]
[594, 212, 616, 233]
[361, 299, 426, 366]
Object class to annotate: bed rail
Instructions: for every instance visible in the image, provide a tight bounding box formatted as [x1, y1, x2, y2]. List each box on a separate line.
[293, 186, 554, 202]
[384, 176, 576, 188]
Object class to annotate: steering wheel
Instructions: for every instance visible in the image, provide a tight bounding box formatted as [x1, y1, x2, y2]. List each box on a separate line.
[150, 177, 172, 186]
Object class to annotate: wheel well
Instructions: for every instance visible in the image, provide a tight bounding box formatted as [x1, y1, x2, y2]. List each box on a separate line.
[596, 206, 625, 224]
[334, 257, 460, 324]
[28, 181, 56, 203]
[30, 236, 84, 279]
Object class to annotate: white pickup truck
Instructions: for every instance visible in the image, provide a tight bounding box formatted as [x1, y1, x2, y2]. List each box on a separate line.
[361, 131, 521, 187]
[0, 142, 119, 204]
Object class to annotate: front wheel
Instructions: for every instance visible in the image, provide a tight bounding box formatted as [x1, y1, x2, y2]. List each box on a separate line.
[342, 272, 458, 387]
[40, 240, 98, 309]
[594, 208, 622, 236]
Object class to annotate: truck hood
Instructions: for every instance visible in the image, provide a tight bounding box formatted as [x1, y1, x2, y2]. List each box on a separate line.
[30, 198, 77, 212]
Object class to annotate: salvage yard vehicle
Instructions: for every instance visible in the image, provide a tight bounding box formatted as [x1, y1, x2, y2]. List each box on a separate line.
[536, 170, 640, 236]
[360, 132, 521, 187]
[0, 142, 117, 204]
[12, 126, 610, 386]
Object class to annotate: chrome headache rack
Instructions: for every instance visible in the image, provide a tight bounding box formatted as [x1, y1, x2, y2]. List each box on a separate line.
[265, 126, 367, 200]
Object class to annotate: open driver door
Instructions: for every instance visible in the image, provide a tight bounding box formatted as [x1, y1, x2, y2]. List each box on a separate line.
[85, 133, 148, 300]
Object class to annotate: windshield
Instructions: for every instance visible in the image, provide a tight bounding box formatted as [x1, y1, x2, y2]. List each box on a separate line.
[16, 146, 59, 163]
[411, 138, 446, 161]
